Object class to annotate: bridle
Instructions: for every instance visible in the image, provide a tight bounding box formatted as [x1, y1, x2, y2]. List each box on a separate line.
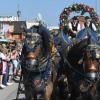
[23, 31, 44, 71]
[82, 43, 100, 80]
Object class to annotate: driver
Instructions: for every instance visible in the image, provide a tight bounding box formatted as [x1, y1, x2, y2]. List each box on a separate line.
[84, 16, 97, 32]
[68, 16, 81, 38]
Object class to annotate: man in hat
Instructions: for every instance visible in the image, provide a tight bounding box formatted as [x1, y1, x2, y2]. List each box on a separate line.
[84, 16, 97, 31]
[78, 16, 85, 30]
[68, 16, 81, 38]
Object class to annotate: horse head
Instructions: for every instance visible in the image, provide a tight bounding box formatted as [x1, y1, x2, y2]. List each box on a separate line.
[74, 29, 100, 98]
[77, 28, 100, 81]
[21, 25, 51, 71]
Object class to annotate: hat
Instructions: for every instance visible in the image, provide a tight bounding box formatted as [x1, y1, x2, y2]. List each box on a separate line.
[72, 16, 78, 20]
[78, 16, 85, 21]
[85, 16, 91, 20]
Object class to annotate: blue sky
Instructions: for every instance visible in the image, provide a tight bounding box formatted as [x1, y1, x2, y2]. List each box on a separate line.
[0, 0, 99, 26]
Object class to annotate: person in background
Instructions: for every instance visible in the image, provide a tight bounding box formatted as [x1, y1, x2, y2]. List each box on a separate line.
[78, 16, 85, 30]
[2, 44, 10, 86]
[11, 47, 19, 77]
[84, 16, 97, 32]
[6, 49, 13, 85]
[68, 16, 81, 38]
[0, 45, 6, 89]
[0, 44, 8, 88]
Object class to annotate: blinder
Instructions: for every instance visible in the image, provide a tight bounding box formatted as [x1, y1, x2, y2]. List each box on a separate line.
[26, 32, 42, 49]
[86, 44, 100, 59]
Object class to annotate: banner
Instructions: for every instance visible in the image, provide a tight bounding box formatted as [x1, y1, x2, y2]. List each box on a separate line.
[0, 16, 18, 21]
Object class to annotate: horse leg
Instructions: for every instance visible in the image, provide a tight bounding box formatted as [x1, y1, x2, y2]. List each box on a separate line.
[25, 88, 33, 100]
[24, 83, 33, 100]
[45, 81, 53, 100]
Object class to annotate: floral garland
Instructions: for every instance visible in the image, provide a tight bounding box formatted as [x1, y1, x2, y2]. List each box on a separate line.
[60, 3, 100, 34]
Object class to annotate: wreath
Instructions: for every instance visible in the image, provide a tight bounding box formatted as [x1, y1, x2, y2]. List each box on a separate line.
[60, 3, 100, 35]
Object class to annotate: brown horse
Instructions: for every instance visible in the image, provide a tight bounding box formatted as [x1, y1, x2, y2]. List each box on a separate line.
[79, 50, 100, 100]
[19, 25, 54, 100]
[26, 51, 53, 100]
[56, 28, 100, 100]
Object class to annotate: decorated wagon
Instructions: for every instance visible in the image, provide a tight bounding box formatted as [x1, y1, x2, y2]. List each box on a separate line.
[56, 3, 100, 100]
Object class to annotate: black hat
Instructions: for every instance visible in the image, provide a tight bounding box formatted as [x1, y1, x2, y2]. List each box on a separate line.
[85, 16, 91, 19]
[72, 16, 78, 20]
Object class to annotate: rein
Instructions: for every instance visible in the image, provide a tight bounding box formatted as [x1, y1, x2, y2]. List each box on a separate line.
[62, 54, 97, 84]
[60, 44, 99, 83]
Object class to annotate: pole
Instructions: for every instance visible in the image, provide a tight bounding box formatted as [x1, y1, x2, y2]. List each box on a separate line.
[17, 5, 21, 21]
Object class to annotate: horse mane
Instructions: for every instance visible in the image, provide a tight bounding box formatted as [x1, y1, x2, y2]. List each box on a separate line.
[38, 25, 51, 56]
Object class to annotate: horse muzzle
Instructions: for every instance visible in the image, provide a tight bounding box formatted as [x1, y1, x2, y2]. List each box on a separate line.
[86, 72, 97, 80]
[26, 59, 38, 66]
[25, 59, 38, 71]
[83, 56, 98, 81]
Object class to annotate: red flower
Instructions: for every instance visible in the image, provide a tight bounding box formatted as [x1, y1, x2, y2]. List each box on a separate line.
[95, 16, 99, 21]
[86, 8, 91, 12]
[79, 4, 84, 8]
[60, 15, 64, 19]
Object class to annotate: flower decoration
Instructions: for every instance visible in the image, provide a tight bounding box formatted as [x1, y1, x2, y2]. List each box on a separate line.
[60, 3, 100, 35]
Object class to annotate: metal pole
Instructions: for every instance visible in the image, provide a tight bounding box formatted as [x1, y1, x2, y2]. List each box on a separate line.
[17, 5, 21, 21]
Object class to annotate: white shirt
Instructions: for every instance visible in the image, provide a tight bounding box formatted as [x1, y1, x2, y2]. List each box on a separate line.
[0, 52, 7, 74]
[82, 22, 97, 31]
[68, 22, 81, 32]
[0, 52, 6, 60]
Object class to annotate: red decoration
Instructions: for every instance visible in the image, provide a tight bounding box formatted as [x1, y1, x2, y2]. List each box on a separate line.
[86, 7, 91, 12]
[89, 8, 93, 13]
[60, 15, 64, 19]
[79, 4, 84, 8]
[95, 16, 99, 21]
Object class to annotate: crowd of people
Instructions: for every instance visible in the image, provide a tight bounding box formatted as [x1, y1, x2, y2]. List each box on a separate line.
[0, 41, 22, 89]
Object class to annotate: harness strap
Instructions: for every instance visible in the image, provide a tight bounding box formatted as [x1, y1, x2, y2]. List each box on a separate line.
[63, 55, 95, 83]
